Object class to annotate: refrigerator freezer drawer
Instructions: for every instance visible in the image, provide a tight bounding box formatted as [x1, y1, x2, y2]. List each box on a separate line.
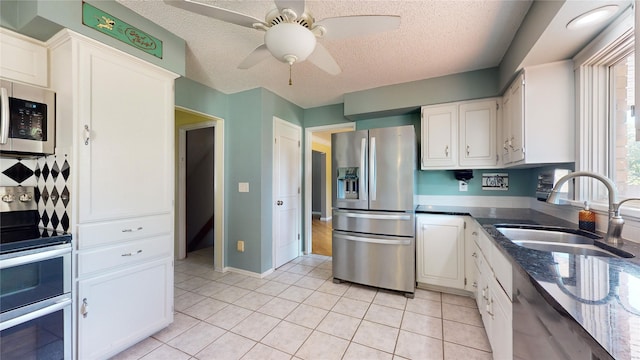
[332, 230, 415, 294]
[332, 210, 414, 237]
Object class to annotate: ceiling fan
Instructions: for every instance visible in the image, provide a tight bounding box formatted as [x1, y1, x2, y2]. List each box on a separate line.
[163, 0, 400, 84]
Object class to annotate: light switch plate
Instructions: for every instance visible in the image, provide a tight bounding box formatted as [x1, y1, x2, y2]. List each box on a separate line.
[459, 181, 468, 192]
[239, 182, 249, 192]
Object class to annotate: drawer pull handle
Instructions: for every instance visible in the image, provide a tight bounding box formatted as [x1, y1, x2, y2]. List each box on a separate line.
[121, 249, 143, 257]
[122, 227, 143, 233]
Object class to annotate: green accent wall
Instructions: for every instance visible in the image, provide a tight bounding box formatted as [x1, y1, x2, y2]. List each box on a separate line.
[343, 67, 500, 119]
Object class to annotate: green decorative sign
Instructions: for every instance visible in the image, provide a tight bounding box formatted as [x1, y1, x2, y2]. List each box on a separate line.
[82, 2, 163, 59]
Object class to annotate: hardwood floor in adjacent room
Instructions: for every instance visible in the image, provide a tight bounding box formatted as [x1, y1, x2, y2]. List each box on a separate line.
[312, 216, 332, 256]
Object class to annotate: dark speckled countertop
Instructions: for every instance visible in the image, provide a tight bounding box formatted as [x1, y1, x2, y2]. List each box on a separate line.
[417, 205, 640, 360]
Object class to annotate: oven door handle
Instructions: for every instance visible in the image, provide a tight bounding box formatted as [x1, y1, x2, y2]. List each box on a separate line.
[0, 246, 71, 269]
[0, 297, 71, 331]
[0, 87, 9, 145]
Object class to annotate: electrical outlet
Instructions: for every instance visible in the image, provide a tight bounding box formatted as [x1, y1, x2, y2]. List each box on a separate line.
[237, 240, 245, 252]
[459, 181, 468, 192]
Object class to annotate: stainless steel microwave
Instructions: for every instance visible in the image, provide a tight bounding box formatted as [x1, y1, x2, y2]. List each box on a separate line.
[0, 80, 55, 156]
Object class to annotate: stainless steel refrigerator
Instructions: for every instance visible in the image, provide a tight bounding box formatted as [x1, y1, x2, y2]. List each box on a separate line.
[331, 125, 416, 297]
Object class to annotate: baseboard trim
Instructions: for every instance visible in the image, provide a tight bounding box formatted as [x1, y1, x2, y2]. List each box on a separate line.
[223, 266, 274, 279]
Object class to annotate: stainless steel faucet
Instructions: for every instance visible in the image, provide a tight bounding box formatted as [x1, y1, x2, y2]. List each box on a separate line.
[547, 171, 640, 246]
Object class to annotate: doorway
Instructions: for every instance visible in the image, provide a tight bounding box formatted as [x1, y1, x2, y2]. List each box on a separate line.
[186, 127, 214, 255]
[177, 107, 225, 271]
[304, 123, 356, 256]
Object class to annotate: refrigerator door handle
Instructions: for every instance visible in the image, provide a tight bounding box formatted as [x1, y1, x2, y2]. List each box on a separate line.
[335, 232, 411, 245]
[370, 136, 376, 201]
[335, 211, 411, 221]
[360, 137, 368, 201]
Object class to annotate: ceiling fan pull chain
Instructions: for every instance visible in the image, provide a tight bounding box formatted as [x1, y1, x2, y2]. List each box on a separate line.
[289, 63, 293, 86]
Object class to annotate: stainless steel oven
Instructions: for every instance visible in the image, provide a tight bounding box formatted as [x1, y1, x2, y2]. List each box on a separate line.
[0, 244, 72, 360]
[0, 186, 72, 359]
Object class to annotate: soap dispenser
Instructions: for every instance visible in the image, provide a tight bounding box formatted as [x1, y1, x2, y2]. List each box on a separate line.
[579, 201, 596, 232]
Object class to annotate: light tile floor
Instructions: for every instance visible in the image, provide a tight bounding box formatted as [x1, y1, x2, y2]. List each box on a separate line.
[112, 249, 493, 360]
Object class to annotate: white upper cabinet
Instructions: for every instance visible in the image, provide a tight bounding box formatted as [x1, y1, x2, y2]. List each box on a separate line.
[459, 99, 498, 167]
[49, 30, 176, 224]
[502, 60, 575, 166]
[0, 28, 48, 87]
[421, 98, 498, 170]
[421, 104, 458, 168]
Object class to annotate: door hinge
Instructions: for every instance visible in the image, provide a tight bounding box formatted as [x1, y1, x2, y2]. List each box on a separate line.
[464, 278, 467, 286]
[275, 138, 277, 144]
[496, 102, 499, 110]
[298, 187, 300, 194]
[464, 221, 466, 229]
[496, 154, 499, 162]
[298, 140, 301, 147]
[297, 234, 300, 240]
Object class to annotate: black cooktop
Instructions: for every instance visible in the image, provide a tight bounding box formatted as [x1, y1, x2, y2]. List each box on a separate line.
[0, 210, 71, 255]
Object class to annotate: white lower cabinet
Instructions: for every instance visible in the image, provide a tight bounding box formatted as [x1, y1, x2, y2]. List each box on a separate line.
[416, 215, 466, 289]
[78, 257, 173, 360]
[473, 226, 513, 359]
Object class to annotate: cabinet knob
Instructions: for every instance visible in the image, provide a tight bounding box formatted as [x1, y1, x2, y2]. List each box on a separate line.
[277, 200, 283, 206]
[466, 145, 470, 156]
[445, 145, 449, 157]
[472, 252, 478, 258]
[81, 298, 89, 318]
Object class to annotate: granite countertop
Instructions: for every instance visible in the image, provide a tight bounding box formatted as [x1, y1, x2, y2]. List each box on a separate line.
[416, 205, 640, 359]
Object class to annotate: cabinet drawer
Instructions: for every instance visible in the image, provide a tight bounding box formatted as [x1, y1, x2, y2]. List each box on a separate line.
[492, 246, 513, 300]
[477, 231, 493, 265]
[77, 214, 171, 249]
[78, 235, 172, 276]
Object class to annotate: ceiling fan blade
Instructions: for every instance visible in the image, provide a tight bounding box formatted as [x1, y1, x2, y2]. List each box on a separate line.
[163, 0, 266, 28]
[316, 15, 401, 40]
[238, 44, 271, 69]
[274, 0, 306, 19]
[307, 43, 341, 75]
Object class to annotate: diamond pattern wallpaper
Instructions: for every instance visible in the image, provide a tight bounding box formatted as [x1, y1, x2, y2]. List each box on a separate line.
[0, 156, 73, 233]
[0, 158, 38, 186]
[36, 154, 71, 232]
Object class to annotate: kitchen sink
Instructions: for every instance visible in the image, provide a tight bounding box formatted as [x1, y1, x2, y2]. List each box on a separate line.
[495, 225, 634, 258]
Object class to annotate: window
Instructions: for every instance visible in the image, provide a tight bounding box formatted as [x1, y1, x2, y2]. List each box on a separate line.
[576, 9, 635, 209]
[612, 54, 637, 199]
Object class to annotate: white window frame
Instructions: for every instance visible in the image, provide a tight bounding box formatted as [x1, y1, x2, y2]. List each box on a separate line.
[574, 8, 636, 217]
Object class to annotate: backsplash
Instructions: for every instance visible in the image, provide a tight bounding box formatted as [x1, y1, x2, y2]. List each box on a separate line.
[0, 155, 71, 233]
[36, 155, 71, 232]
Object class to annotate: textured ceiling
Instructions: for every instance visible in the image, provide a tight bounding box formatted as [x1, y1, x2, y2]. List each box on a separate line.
[116, 0, 533, 109]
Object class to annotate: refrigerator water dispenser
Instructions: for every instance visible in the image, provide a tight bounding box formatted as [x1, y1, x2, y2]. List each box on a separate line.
[336, 167, 360, 200]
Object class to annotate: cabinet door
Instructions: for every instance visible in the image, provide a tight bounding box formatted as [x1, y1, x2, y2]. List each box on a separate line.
[501, 90, 512, 164]
[78, 257, 173, 360]
[77, 42, 175, 223]
[507, 74, 525, 163]
[459, 100, 497, 166]
[416, 215, 465, 289]
[490, 282, 513, 360]
[421, 104, 457, 168]
[0, 28, 48, 86]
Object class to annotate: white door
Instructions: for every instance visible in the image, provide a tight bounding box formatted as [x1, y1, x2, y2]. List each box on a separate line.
[273, 118, 301, 268]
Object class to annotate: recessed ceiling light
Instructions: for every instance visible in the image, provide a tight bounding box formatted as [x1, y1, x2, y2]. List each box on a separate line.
[566, 5, 619, 30]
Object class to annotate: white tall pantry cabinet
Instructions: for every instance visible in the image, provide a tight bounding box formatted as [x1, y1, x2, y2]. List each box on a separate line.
[48, 30, 178, 359]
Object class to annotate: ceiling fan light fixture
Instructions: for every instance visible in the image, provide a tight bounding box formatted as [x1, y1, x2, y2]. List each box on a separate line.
[265, 23, 317, 64]
[566, 5, 619, 30]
